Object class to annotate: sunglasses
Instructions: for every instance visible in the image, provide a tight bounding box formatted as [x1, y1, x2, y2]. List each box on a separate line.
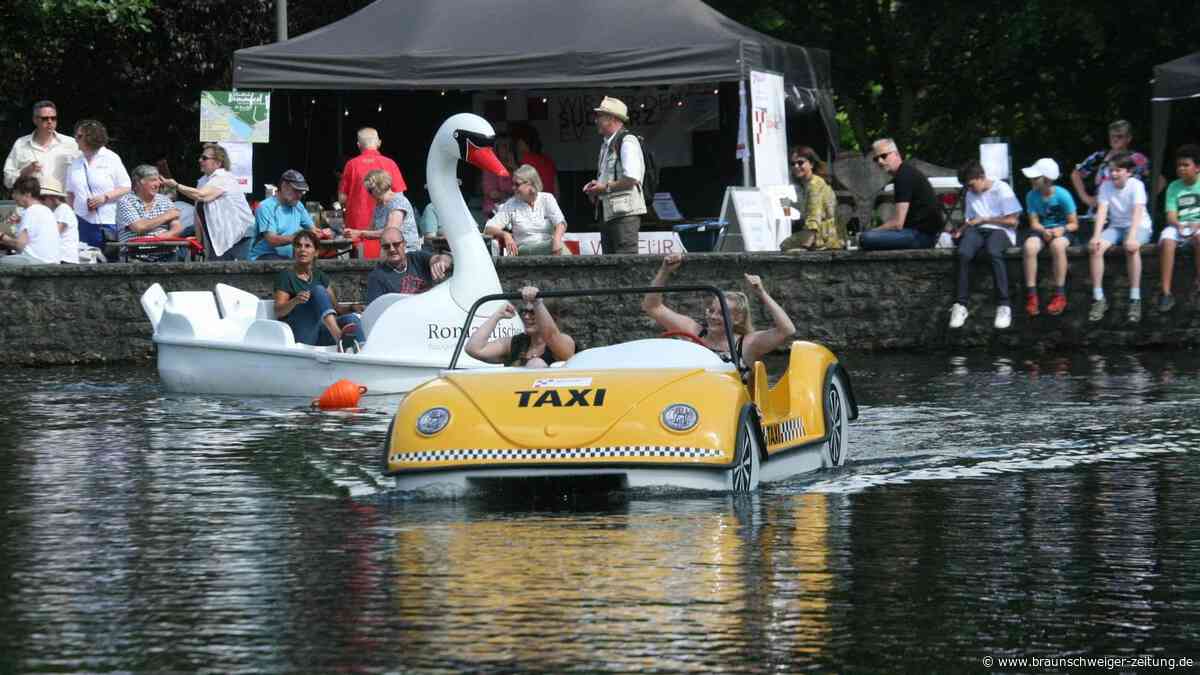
[37, 116, 57, 122]
[199, 155, 215, 161]
[873, 150, 893, 162]
[382, 242, 405, 250]
[518, 306, 537, 316]
[790, 160, 807, 166]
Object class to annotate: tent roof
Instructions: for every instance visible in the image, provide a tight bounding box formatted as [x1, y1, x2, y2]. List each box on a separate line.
[1153, 51, 1200, 101]
[232, 0, 831, 92]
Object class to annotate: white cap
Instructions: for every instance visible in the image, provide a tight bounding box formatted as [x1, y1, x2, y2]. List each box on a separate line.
[1021, 158, 1060, 181]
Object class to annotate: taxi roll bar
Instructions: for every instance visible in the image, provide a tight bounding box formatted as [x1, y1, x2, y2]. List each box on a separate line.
[448, 285, 746, 379]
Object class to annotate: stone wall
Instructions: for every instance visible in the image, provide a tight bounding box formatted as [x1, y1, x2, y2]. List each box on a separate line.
[2, 247, 1197, 366]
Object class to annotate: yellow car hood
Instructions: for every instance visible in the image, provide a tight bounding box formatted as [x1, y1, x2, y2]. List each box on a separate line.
[441, 368, 723, 448]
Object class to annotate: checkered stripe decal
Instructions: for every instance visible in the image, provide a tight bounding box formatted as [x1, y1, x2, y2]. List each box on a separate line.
[391, 446, 724, 464]
[765, 417, 806, 446]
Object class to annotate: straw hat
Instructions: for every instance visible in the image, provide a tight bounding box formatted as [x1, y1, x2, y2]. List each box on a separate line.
[593, 96, 629, 123]
[38, 176, 67, 198]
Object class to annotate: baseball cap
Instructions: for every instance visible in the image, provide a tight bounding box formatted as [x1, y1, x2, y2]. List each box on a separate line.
[1021, 158, 1060, 181]
[280, 169, 309, 191]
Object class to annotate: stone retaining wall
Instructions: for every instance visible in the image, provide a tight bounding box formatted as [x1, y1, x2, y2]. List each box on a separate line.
[2, 247, 1197, 366]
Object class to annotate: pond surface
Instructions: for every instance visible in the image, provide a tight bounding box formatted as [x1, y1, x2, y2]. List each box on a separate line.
[1, 351, 1198, 672]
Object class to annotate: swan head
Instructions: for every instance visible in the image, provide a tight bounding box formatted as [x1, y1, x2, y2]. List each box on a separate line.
[433, 113, 509, 178]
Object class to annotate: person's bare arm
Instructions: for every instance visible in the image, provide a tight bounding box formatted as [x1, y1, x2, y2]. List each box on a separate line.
[274, 288, 306, 319]
[127, 208, 181, 234]
[642, 253, 704, 335]
[1071, 170, 1095, 208]
[881, 201, 910, 230]
[739, 275, 796, 365]
[522, 287, 575, 360]
[465, 304, 516, 363]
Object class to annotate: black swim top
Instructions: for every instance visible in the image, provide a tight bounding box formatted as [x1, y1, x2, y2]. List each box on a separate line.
[507, 332, 574, 367]
[697, 326, 744, 366]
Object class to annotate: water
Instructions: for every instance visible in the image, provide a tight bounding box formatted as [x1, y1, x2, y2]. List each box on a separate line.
[2, 352, 1199, 672]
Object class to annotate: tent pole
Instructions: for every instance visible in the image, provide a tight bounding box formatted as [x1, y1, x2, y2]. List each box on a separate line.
[336, 94, 344, 164]
[276, 0, 287, 42]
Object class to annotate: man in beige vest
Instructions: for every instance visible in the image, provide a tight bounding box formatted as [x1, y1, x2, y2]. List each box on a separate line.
[583, 96, 646, 254]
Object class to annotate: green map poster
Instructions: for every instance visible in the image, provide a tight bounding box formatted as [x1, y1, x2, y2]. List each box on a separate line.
[200, 91, 270, 143]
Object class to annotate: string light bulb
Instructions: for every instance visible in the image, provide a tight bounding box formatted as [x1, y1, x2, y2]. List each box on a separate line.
[377, 104, 383, 112]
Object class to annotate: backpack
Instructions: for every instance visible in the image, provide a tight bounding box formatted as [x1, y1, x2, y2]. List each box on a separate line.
[612, 129, 659, 210]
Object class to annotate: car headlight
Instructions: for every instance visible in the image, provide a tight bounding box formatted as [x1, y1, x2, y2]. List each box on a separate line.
[661, 404, 699, 432]
[416, 407, 451, 436]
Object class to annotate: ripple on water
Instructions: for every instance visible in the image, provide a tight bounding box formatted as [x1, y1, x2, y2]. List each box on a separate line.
[2, 353, 1200, 672]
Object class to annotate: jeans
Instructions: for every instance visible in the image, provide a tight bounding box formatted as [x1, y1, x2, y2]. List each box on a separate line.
[957, 226, 1011, 305]
[284, 284, 364, 346]
[860, 227, 936, 250]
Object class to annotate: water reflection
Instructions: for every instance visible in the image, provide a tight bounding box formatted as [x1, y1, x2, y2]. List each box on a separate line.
[1, 354, 1199, 672]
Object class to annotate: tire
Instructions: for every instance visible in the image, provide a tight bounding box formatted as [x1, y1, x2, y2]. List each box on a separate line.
[822, 371, 850, 468]
[728, 406, 762, 493]
[380, 417, 396, 474]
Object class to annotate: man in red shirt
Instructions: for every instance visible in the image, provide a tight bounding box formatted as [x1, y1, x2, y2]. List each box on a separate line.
[338, 127, 406, 258]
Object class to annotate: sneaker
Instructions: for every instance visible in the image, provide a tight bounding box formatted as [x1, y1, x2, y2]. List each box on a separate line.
[994, 305, 1012, 329]
[1025, 294, 1040, 317]
[1046, 293, 1068, 316]
[949, 303, 969, 329]
[1159, 294, 1176, 312]
[1088, 297, 1108, 322]
[1128, 299, 1142, 324]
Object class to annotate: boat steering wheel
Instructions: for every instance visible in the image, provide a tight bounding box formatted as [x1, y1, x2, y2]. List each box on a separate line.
[660, 330, 708, 347]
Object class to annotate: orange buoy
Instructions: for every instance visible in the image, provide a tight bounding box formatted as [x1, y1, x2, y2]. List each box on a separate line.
[313, 379, 368, 410]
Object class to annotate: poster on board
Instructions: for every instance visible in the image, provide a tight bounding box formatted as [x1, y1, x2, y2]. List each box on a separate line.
[200, 91, 271, 143]
[748, 70, 788, 187]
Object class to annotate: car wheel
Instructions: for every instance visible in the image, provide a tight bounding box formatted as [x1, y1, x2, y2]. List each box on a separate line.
[728, 407, 762, 493]
[822, 371, 850, 468]
[380, 417, 395, 473]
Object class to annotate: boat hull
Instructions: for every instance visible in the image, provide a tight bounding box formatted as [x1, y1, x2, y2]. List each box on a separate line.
[387, 443, 827, 496]
[156, 338, 445, 397]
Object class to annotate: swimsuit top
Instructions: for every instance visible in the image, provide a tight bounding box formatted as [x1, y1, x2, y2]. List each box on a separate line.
[697, 326, 745, 366]
[507, 332, 573, 367]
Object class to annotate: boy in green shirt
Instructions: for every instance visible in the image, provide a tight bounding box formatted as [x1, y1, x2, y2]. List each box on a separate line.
[1157, 145, 1200, 311]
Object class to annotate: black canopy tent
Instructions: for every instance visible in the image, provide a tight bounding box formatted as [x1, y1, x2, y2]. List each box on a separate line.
[1151, 51, 1200, 182]
[232, 0, 837, 154]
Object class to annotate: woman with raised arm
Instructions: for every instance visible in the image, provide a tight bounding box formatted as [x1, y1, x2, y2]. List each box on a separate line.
[642, 253, 796, 367]
[466, 286, 575, 368]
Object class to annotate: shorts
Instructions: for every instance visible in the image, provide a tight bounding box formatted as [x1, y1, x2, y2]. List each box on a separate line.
[1099, 226, 1151, 247]
[1019, 227, 1083, 248]
[1160, 225, 1199, 242]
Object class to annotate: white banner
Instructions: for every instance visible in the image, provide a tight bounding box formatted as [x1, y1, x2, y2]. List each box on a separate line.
[749, 70, 788, 187]
[563, 231, 686, 256]
[473, 88, 719, 172]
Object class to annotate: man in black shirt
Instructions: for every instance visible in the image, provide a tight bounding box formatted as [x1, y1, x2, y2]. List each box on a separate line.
[365, 227, 452, 304]
[860, 138, 944, 250]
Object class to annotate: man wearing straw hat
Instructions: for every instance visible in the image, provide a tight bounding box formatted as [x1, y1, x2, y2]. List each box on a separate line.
[583, 96, 646, 254]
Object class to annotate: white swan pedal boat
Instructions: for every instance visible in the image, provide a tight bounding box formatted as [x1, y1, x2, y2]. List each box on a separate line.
[140, 113, 518, 397]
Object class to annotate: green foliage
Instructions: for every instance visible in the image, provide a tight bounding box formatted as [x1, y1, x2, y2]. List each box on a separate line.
[705, 0, 1196, 175]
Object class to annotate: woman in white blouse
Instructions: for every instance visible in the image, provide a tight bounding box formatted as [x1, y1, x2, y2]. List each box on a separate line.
[165, 144, 254, 260]
[483, 164, 569, 255]
[65, 120, 130, 248]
